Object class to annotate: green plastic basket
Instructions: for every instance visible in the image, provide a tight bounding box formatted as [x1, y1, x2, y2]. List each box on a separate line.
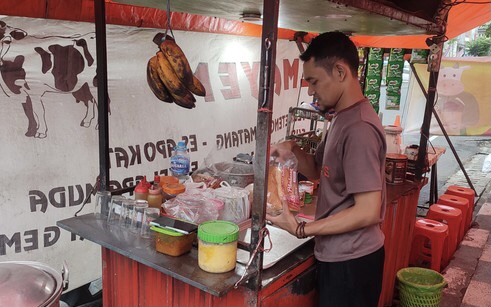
[397, 267, 447, 307]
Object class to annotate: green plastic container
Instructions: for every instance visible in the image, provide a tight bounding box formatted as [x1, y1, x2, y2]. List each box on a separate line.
[397, 267, 447, 307]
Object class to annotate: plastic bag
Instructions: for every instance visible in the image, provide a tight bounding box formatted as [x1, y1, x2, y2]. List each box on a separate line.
[213, 181, 250, 223]
[483, 153, 491, 173]
[163, 191, 224, 224]
[267, 151, 301, 216]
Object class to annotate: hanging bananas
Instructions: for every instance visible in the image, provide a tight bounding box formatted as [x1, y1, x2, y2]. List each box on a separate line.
[146, 36, 206, 109]
[147, 56, 173, 103]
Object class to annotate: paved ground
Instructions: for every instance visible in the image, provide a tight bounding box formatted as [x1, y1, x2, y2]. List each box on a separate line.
[408, 137, 491, 307]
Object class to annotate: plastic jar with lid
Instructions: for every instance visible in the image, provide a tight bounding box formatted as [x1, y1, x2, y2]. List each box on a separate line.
[162, 183, 185, 200]
[160, 175, 179, 189]
[384, 125, 403, 154]
[197, 220, 239, 273]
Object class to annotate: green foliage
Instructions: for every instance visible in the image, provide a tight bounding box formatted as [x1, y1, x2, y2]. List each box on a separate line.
[466, 36, 491, 56]
[484, 23, 491, 38]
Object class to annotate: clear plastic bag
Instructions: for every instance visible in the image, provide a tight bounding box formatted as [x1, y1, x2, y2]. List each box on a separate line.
[482, 153, 491, 173]
[213, 181, 250, 223]
[267, 151, 301, 216]
[163, 191, 224, 224]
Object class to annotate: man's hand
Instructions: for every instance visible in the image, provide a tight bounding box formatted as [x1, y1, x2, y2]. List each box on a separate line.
[270, 140, 297, 163]
[266, 198, 299, 236]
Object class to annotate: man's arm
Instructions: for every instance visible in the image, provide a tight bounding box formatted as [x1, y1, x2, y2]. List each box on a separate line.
[267, 190, 382, 237]
[305, 190, 383, 236]
[271, 140, 321, 180]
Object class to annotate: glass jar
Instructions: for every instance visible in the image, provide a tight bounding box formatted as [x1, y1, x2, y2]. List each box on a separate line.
[197, 220, 239, 273]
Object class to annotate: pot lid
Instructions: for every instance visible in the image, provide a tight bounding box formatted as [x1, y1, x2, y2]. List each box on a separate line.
[0, 262, 56, 307]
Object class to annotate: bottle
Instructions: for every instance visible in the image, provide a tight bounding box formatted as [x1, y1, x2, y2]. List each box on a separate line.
[152, 175, 161, 190]
[134, 180, 149, 201]
[170, 141, 190, 183]
[147, 176, 163, 209]
[147, 186, 163, 209]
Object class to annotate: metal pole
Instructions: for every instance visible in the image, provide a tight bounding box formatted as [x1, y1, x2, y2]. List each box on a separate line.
[415, 67, 439, 180]
[409, 63, 477, 196]
[94, 0, 110, 191]
[249, 0, 279, 295]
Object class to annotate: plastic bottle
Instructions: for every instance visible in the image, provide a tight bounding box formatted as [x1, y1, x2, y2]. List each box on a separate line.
[147, 176, 163, 209]
[147, 186, 163, 209]
[170, 141, 190, 183]
[134, 180, 149, 201]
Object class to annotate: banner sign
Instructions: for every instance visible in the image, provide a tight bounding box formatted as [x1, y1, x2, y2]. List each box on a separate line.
[405, 58, 491, 136]
[0, 16, 312, 290]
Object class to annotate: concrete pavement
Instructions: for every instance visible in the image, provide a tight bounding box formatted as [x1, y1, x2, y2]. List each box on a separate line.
[433, 140, 491, 307]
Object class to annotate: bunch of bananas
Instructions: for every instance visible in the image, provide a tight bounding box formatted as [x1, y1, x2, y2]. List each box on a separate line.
[147, 36, 205, 109]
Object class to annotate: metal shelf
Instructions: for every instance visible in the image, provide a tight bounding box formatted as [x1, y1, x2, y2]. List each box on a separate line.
[286, 107, 325, 154]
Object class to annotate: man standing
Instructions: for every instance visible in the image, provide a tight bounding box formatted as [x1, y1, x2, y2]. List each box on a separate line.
[267, 31, 387, 307]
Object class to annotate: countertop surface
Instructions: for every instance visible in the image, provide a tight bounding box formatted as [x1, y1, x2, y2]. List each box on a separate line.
[57, 213, 314, 297]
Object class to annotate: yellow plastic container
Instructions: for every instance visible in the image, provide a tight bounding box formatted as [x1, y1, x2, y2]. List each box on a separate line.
[197, 220, 239, 273]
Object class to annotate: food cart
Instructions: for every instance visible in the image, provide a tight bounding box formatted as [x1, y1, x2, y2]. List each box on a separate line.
[1, 0, 488, 306]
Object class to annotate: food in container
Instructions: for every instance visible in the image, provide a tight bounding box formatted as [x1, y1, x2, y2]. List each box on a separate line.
[198, 220, 239, 273]
[299, 181, 314, 204]
[151, 225, 197, 256]
[385, 153, 408, 184]
[162, 183, 186, 200]
[160, 175, 179, 187]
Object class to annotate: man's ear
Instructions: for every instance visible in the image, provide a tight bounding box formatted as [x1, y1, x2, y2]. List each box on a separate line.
[334, 62, 347, 81]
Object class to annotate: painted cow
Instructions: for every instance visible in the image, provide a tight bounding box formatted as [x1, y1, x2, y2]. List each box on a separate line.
[434, 63, 479, 135]
[0, 20, 101, 138]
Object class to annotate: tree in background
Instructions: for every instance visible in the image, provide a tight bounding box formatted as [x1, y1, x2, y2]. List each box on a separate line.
[466, 23, 491, 56]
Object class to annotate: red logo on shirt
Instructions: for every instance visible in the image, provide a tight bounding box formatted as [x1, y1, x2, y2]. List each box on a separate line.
[322, 165, 330, 177]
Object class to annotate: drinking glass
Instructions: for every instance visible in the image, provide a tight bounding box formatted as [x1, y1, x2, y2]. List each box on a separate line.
[119, 199, 136, 229]
[107, 195, 126, 225]
[94, 191, 112, 219]
[130, 200, 149, 234]
[140, 207, 160, 238]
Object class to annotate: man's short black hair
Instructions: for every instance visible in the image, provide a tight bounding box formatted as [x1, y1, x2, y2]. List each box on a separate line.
[300, 31, 359, 77]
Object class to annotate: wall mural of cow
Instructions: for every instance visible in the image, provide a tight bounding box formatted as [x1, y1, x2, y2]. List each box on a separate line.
[0, 20, 104, 139]
[434, 63, 480, 135]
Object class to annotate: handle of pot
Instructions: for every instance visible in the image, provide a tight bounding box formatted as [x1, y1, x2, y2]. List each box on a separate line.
[62, 261, 69, 291]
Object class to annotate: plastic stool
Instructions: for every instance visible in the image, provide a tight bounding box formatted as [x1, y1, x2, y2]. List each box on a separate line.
[426, 204, 463, 263]
[445, 185, 475, 223]
[410, 218, 449, 272]
[438, 193, 470, 237]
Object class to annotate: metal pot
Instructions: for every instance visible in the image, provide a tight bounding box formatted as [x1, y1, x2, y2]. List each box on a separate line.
[0, 261, 69, 307]
[211, 162, 254, 188]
